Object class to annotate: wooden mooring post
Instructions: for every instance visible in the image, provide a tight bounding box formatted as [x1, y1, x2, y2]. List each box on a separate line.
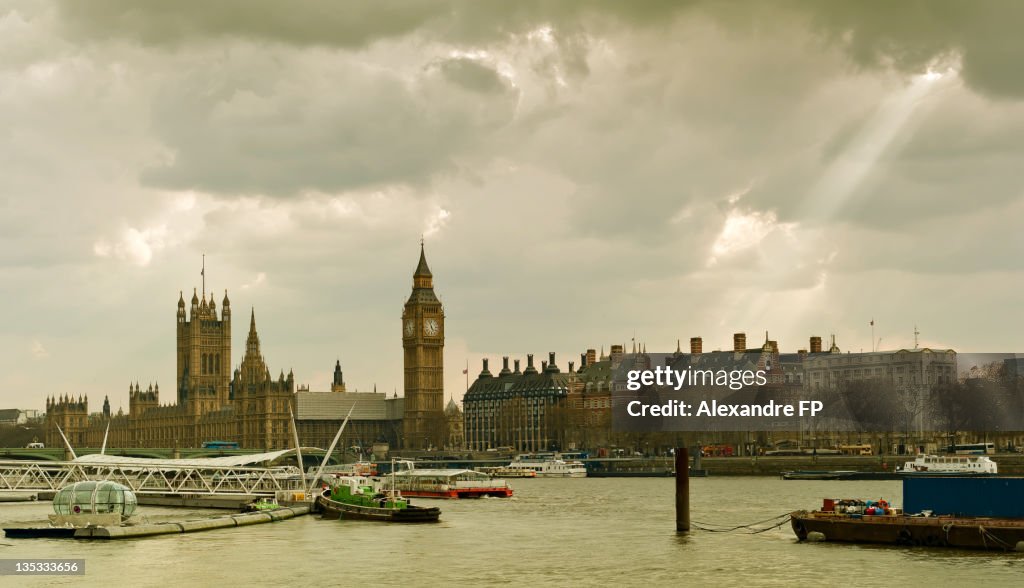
[675, 447, 689, 533]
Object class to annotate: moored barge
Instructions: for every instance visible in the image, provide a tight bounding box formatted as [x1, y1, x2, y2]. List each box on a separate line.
[792, 477, 1024, 551]
[791, 508, 1024, 551]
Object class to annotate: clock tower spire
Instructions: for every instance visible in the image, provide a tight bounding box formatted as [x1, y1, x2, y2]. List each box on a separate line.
[402, 242, 444, 450]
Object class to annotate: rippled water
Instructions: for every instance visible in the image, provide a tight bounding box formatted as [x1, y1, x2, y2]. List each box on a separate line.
[2, 478, 1023, 586]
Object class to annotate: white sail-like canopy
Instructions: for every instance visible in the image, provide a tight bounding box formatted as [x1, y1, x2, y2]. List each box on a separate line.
[72, 447, 323, 469]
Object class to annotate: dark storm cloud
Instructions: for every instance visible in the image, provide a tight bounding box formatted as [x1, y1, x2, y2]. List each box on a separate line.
[54, 0, 688, 48]
[140, 50, 518, 196]
[434, 57, 509, 94]
[56, 1, 1024, 100]
[54, 0, 450, 49]
[49, 0, 1024, 212]
[793, 0, 1024, 99]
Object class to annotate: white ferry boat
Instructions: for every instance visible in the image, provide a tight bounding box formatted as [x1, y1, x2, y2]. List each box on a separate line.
[476, 465, 537, 478]
[508, 454, 587, 478]
[389, 463, 514, 498]
[899, 454, 998, 475]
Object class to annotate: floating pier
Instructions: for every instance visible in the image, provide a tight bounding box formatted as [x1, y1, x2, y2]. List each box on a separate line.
[0, 493, 38, 502]
[74, 504, 310, 539]
[5, 505, 310, 540]
[35, 491, 287, 510]
[134, 494, 262, 510]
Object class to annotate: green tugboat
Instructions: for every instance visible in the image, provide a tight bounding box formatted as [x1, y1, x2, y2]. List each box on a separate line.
[317, 476, 440, 523]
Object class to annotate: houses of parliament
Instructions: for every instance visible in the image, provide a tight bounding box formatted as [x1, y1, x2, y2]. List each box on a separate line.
[45, 246, 448, 451]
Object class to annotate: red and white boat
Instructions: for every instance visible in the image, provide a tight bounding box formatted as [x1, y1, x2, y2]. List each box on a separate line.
[389, 466, 513, 499]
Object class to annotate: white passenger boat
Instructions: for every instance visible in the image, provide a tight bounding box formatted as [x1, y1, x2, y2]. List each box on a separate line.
[476, 466, 537, 478]
[507, 454, 587, 478]
[899, 454, 997, 475]
[389, 464, 514, 498]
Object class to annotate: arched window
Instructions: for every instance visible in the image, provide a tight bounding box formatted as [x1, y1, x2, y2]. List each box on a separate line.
[202, 354, 207, 374]
[215, 354, 220, 375]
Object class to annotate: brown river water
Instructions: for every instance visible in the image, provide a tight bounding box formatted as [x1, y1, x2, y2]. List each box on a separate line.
[1, 477, 1023, 586]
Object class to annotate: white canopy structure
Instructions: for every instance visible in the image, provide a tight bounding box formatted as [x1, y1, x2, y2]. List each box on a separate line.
[71, 448, 323, 469]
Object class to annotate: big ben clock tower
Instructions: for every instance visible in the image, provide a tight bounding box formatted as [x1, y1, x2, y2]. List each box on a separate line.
[402, 242, 445, 449]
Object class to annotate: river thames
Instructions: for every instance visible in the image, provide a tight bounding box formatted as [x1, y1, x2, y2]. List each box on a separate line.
[2, 477, 1023, 586]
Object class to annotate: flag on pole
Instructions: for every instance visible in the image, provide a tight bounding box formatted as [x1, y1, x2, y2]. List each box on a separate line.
[870, 319, 874, 326]
[462, 368, 468, 374]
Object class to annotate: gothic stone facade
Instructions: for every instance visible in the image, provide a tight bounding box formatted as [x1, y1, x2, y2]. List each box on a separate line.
[402, 244, 446, 449]
[47, 291, 296, 450]
[46, 250, 443, 452]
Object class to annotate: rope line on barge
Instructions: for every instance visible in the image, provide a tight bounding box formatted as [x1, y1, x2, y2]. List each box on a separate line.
[691, 513, 792, 534]
[978, 525, 1014, 551]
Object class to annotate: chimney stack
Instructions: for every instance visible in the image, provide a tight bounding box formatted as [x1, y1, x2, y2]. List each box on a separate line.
[690, 337, 703, 354]
[544, 352, 561, 373]
[514, 359, 521, 374]
[810, 336, 822, 353]
[580, 352, 587, 369]
[586, 348, 597, 366]
[733, 333, 746, 352]
[524, 354, 538, 375]
[500, 356, 511, 376]
[479, 358, 492, 378]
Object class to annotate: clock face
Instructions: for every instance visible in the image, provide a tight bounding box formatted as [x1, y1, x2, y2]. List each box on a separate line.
[424, 318, 439, 337]
[404, 319, 415, 337]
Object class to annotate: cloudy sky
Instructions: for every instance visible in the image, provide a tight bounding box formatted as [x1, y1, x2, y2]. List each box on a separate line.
[3, 1, 1022, 413]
